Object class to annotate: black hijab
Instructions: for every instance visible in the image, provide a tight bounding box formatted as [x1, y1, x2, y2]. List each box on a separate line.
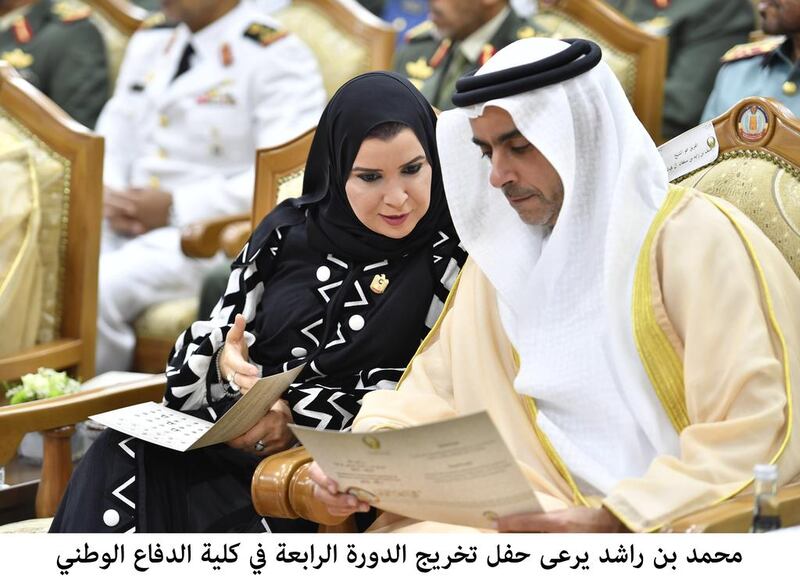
[244, 71, 453, 263]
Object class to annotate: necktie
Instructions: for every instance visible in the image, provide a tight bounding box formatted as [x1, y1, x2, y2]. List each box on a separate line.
[171, 42, 195, 82]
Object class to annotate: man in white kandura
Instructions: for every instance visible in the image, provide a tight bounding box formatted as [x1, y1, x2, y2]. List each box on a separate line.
[310, 37, 800, 532]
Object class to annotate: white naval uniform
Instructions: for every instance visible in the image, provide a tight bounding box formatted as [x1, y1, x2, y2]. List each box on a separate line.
[95, 1, 326, 374]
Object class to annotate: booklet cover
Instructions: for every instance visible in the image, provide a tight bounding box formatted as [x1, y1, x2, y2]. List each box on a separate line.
[290, 411, 541, 529]
[90, 365, 304, 452]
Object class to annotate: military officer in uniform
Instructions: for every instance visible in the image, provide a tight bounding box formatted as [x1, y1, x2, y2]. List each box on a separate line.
[702, 0, 800, 120]
[96, 0, 325, 373]
[0, 0, 109, 128]
[599, 0, 755, 139]
[394, 0, 539, 110]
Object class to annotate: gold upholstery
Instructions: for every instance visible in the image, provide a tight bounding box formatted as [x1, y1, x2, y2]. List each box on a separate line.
[533, 13, 635, 97]
[274, 0, 395, 97]
[677, 153, 800, 277]
[673, 97, 800, 278]
[0, 115, 68, 348]
[532, 0, 667, 141]
[276, 170, 305, 205]
[0, 146, 42, 356]
[133, 297, 198, 342]
[75, 0, 147, 88]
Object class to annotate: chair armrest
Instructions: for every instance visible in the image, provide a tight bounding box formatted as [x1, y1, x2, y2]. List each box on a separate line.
[661, 482, 800, 532]
[180, 213, 250, 258]
[251, 446, 350, 526]
[220, 220, 252, 259]
[0, 339, 83, 382]
[0, 375, 165, 465]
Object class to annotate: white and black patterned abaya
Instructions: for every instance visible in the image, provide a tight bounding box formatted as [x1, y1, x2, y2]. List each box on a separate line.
[51, 72, 467, 533]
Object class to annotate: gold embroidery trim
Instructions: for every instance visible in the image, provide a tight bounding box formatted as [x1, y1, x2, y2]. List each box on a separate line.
[632, 185, 690, 433]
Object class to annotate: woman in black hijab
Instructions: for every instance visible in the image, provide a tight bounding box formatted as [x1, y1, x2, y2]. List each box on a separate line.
[51, 72, 466, 533]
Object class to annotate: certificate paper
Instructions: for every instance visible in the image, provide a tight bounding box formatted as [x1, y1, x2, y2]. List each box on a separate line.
[90, 365, 304, 452]
[291, 412, 541, 529]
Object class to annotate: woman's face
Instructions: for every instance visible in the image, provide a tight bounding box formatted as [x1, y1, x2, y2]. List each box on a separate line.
[345, 128, 432, 239]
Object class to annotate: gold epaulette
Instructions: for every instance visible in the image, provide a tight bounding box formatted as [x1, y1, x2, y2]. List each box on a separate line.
[721, 36, 785, 63]
[516, 25, 536, 40]
[52, 0, 91, 23]
[404, 20, 434, 43]
[139, 12, 174, 30]
[243, 22, 288, 47]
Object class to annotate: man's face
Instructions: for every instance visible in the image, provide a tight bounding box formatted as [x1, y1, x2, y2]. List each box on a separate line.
[760, 0, 800, 35]
[469, 106, 564, 227]
[160, 0, 219, 24]
[429, 0, 493, 41]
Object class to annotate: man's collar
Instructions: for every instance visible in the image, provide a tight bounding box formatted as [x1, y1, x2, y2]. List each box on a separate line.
[762, 36, 796, 68]
[179, 1, 249, 62]
[459, 6, 511, 64]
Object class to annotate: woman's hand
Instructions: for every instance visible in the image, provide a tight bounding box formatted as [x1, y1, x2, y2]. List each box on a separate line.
[228, 408, 296, 456]
[308, 461, 371, 517]
[218, 314, 260, 394]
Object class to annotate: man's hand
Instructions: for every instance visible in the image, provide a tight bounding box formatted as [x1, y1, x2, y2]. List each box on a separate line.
[227, 410, 295, 456]
[218, 314, 260, 394]
[496, 506, 627, 533]
[309, 461, 371, 517]
[104, 186, 172, 236]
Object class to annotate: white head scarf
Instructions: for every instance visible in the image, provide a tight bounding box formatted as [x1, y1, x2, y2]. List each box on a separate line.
[437, 38, 680, 494]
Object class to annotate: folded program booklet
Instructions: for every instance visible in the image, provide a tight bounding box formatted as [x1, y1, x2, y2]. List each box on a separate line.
[90, 365, 304, 452]
[290, 411, 541, 529]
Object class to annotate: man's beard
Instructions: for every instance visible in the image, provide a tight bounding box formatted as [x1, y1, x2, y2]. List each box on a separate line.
[502, 183, 544, 203]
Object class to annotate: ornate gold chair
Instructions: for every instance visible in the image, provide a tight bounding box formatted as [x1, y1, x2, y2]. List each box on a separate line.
[0, 63, 166, 527]
[673, 97, 800, 278]
[250, 97, 800, 533]
[532, 0, 668, 142]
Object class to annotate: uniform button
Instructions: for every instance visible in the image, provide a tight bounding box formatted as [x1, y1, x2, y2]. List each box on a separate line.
[291, 347, 307, 358]
[160, 115, 170, 127]
[783, 81, 797, 96]
[149, 176, 161, 189]
[158, 147, 168, 159]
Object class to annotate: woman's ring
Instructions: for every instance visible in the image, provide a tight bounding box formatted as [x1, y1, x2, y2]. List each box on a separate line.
[254, 440, 266, 452]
